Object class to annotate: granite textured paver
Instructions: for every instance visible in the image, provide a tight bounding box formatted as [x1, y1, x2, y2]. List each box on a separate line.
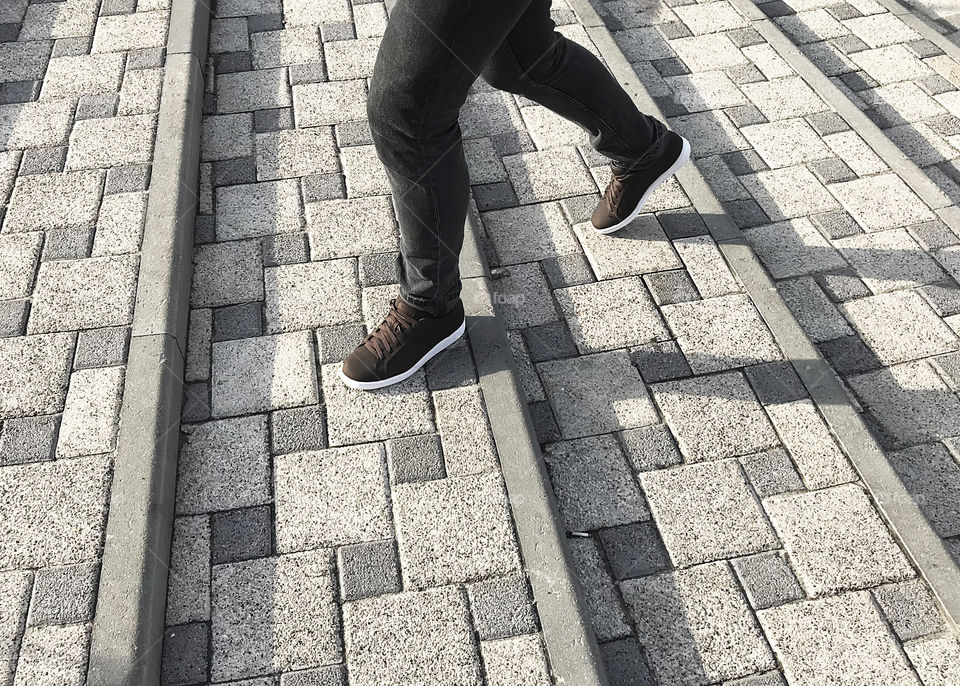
[0, 3, 168, 681]
[157, 0, 960, 684]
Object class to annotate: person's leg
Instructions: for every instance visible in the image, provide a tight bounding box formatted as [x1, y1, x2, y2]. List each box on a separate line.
[481, 0, 668, 171]
[366, 0, 533, 317]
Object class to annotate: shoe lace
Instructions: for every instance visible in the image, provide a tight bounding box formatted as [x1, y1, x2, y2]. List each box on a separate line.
[604, 171, 628, 210]
[363, 299, 418, 360]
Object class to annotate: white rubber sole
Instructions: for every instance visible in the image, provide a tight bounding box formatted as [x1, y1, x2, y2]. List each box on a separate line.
[338, 318, 467, 391]
[594, 136, 692, 235]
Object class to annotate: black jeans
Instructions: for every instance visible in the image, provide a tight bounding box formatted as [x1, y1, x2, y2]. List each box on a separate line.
[368, 0, 667, 316]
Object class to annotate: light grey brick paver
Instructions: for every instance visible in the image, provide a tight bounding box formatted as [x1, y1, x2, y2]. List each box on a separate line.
[481, 635, 552, 686]
[0, 233, 42, 301]
[217, 68, 292, 114]
[765, 399, 856, 489]
[904, 634, 960, 686]
[0, 571, 32, 674]
[321, 364, 434, 445]
[466, 574, 537, 641]
[743, 218, 847, 279]
[211, 331, 318, 417]
[829, 174, 935, 232]
[573, 216, 682, 279]
[502, 148, 596, 203]
[652, 371, 779, 461]
[539, 350, 659, 439]
[91, 10, 168, 53]
[481, 202, 580, 265]
[662, 293, 782, 373]
[191, 240, 265, 308]
[176, 416, 271, 515]
[216, 179, 305, 240]
[211, 550, 341, 681]
[40, 54, 125, 100]
[274, 443, 392, 552]
[0, 101, 74, 151]
[764, 484, 913, 596]
[621, 562, 775, 686]
[264, 259, 361, 332]
[257, 129, 339, 181]
[393, 472, 521, 589]
[65, 114, 157, 170]
[0, 456, 109, 569]
[0, 334, 73, 419]
[3, 170, 103, 233]
[555, 276, 670, 353]
[758, 592, 921, 686]
[56, 366, 124, 458]
[741, 166, 840, 221]
[433, 386, 498, 477]
[13, 624, 90, 686]
[251, 27, 322, 69]
[306, 195, 397, 259]
[543, 435, 649, 532]
[343, 587, 481, 686]
[673, 235, 742, 298]
[641, 460, 778, 567]
[165, 515, 210, 626]
[490, 262, 559, 330]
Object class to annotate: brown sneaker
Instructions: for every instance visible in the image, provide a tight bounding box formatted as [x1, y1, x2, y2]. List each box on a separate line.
[591, 131, 691, 235]
[339, 297, 466, 390]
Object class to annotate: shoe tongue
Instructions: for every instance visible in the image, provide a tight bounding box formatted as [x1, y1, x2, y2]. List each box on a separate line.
[395, 298, 430, 320]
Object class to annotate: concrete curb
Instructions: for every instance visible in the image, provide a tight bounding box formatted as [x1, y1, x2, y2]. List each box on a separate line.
[569, 0, 960, 633]
[86, 3, 209, 685]
[460, 205, 610, 686]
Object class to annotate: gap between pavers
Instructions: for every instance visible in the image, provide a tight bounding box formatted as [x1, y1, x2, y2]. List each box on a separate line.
[568, 0, 960, 634]
[86, 1, 210, 685]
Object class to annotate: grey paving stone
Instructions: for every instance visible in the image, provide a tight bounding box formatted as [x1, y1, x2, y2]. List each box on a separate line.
[212, 505, 272, 565]
[20, 147, 67, 176]
[817, 271, 872, 303]
[0, 454, 108, 568]
[321, 363, 434, 445]
[176, 416, 271, 515]
[92, 190, 147, 256]
[674, 235, 741, 298]
[249, 27, 320, 69]
[521, 322, 577, 363]
[830, 174, 935, 232]
[211, 331, 319, 417]
[730, 551, 804, 610]
[670, 111, 750, 158]
[573, 216, 682, 279]
[904, 634, 960, 686]
[315, 324, 365, 364]
[301, 172, 345, 202]
[889, 442, 960, 538]
[28, 255, 137, 335]
[161, 623, 208, 686]
[433, 385, 497, 476]
[275, 443, 391, 552]
[555, 276, 668, 353]
[502, 147, 595, 203]
[741, 118, 832, 169]
[641, 459, 777, 567]
[56, 365, 123, 458]
[343, 587, 481, 686]
[777, 278, 853, 343]
[0, 333, 74, 419]
[337, 539, 401, 602]
[480, 202, 578, 266]
[425, 344, 477, 390]
[567, 536, 632, 641]
[806, 112, 850, 137]
[0, 233, 41, 301]
[201, 113, 254, 162]
[643, 270, 700, 306]
[742, 166, 841, 222]
[65, 113, 156, 170]
[872, 579, 945, 642]
[254, 106, 294, 133]
[739, 448, 804, 498]
[757, 591, 920, 686]
[0, 299, 28, 339]
[652, 371, 780, 462]
[117, 66, 163, 116]
[0, 415, 58, 466]
[191, 240, 264, 308]
[266, 255, 357, 328]
[71, 326, 128, 370]
[13, 624, 90, 686]
[766, 399, 856, 489]
[764, 484, 913, 596]
[541, 253, 595, 288]
[41, 228, 94, 261]
[618, 423, 683, 473]
[166, 515, 211, 626]
[339, 144, 390, 197]
[840, 290, 957, 365]
[0, 569, 31, 676]
[836, 228, 944, 294]
[213, 302, 262, 342]
[289, 61, 329, 85]
[598, 520, 671, 580]
[104, 164, 150, 194]
[211, 550, 341, 681]
[393, 472, 521, 589]
[808, 209, 862, 240]
[357, 251, 397, 287]
[909, 220, 959, 250]
[480, 635, 551, 686]
[544, 435, 648, 532]
[307, 195, 397, 259]
[743, 361, 806, 406]
[280, 665, 347, 686]
[621, 561, 775, 685]
[669, 32, 746, 70]
[256, 128, 338, 181]
[40, 53, 124, 101]
[262, 233, 309, 267]
[268, 403, 327, 456]
[0, 99, 73, 150]
[217, 67, 291, 114]
[182, 382, 211, 424]
[467, 574, 537, 640]
[323, 36, 379, 80]
[599, 638, 656, 686]
[3, 170, 103, 233]
[662, 294, 782, 374]
[26, 562, 97, 626]
[290, 80, 367, 128]
[490, 261, 558, 330]
[538, 350, 659, 439]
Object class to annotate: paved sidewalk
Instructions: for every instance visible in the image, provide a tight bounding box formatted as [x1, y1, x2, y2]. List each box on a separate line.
[0, 0, 170, 684]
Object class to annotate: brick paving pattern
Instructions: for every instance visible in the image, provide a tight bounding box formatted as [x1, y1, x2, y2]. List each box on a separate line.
[0, 0, 169, 683]
[161, 1, 552, 684]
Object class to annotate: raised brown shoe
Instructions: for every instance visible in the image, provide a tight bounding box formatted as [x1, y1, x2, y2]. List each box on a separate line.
[339, 297, 465, 390]
[591, 131, 691, 234]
